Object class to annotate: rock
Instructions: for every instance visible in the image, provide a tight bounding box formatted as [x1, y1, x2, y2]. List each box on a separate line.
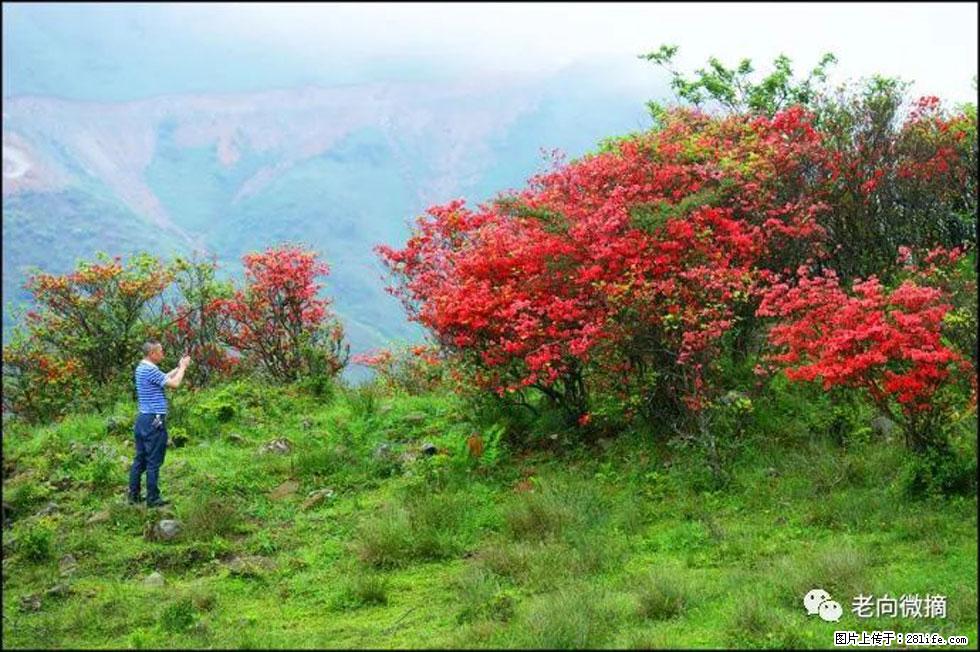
[373, 443, 393, 460]
[268, 480, 299, 501]
[421, 442, 439, 456]
[402, 412, 428, 425]
[225, 555, 276, 577]
[19, 594, 42, 612]
[87, 510, 111, 525]
[260, 438, 292, 455]
[871, 415, 897, 438]
[45, 582, 72, 599]
[227, 432, 246, 445]
[301, 488, 335, 510]
[143, 571, 165, 588]
[398, 451, 419, 465]
[59, 554, 78, 576]
[148, 519, 182, 541]
[35, 501, 59, 517]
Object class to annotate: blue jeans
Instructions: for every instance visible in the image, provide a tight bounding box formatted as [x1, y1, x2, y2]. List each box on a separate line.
[129, 413, 168, 504]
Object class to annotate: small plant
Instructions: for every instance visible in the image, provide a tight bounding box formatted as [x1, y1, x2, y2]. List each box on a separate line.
[159, 597, 197, 632]
[183, 495, 240, 540]
[16, 519, 54, 562]
[634, 568, 690, 620]
[333, 570, 390, 609]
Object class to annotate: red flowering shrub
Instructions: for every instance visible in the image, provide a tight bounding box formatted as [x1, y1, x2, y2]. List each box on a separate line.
[1, 330, 87, 423]
[218, 245, 349, 383]
[379, 106, 830, 423]
[15, 252, 172, 387]
[757, 254, 975, 452]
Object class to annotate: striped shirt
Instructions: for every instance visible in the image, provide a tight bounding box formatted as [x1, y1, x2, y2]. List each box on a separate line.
[135, 360, 168, 414]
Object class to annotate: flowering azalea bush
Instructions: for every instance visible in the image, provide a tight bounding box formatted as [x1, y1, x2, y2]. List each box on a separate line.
[757, 252, 975, 453]
[1, 330, 87, 423]
[217, 245, 349, 383]
[379, 106, 830, 424]
[15, 252, 172, 387]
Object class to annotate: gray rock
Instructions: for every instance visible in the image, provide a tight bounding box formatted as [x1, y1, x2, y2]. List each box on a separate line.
[226, 555, 276, 577]
[59, 554, 78, 576]
[373, 443, 393, 460]
[403, 412, 428, 425]
[421, 442, 439, 456]
[155, 519, 182, 541]
[260, 438, 292, 455]
[301, 488, 335, 511]
[45, 582, 72, 599]
[19, 594, 42, 612]
[268, 480, 299, 501]
[87, 510, 111, 525]
[871, 415, 897, 438]
[35, 502, 59, 517]
[143, 571, 165, 588]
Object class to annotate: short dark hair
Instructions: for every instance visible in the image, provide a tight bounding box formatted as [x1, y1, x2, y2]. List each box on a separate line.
[142, 340, 162, 356]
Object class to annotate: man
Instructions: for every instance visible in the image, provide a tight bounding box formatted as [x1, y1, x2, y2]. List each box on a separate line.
[129, 341, 191, 507]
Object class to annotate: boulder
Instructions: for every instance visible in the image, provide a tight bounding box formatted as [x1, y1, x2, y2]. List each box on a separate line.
[59, 554, 78, 576]
[19, 594, 42, 612]
[147, 519, 182, 541]
[373, 443, 393, 460]
[402, 412, 428, 425]
[86, 510, 111, 525]
[871, 415, 898, 438]
[35, 502, 60, 517]
[260, 438, 292, 455]
[301, 488, 335, 511]
[143, 571, 165, 588]
[421, 442, 439, 456]
[225, 555, 276, 577]
[268, 480, 299, 501]
[45, 582, 72, 599]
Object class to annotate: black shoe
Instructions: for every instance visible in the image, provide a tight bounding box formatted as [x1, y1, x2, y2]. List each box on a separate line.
[146, 499, 171, 508]
[127, 495, 143, 505]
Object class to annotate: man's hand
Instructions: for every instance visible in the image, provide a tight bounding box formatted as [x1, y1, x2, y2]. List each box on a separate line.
[180, 355, 192, 369]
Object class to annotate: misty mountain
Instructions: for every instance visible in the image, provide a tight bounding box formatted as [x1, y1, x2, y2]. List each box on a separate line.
[2, 66, 654, 367]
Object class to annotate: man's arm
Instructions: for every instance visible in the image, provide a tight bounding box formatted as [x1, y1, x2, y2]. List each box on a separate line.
[164, 356, 191, 388]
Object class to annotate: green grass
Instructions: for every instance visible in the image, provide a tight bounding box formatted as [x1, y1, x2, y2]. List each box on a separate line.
[2, 378, 976, 649]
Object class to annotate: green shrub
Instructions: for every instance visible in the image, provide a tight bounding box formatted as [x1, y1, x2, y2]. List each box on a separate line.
[633, 568, 690, 620]
[159, 597, 197, 632]
[332, 569, 390, 609]
[183, 495, 241, 540]
[16, 518, 54, 562]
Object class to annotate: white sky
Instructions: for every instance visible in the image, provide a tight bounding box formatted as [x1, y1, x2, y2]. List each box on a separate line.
[179, 2, 979, 103]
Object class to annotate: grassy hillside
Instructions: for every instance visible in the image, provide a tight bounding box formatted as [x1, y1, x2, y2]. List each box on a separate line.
[2, 377, 976, 648]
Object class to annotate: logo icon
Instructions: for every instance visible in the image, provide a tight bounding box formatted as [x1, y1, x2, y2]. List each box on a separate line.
[804, 588, 843, 622]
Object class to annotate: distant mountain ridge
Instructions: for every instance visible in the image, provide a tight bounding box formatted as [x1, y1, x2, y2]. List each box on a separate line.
[2, 67, 653, 366]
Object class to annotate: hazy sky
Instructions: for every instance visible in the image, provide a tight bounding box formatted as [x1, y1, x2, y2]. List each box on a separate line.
[185, 2, 978, 99]
[3, 2, 978, 103]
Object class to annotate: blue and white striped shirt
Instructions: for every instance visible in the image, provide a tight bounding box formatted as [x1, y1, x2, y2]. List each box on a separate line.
[135, 360, 168, 414]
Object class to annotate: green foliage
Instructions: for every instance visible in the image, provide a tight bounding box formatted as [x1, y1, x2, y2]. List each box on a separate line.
[15, 518, 55, 562]
[633, 567, 691, 621]
[159, 597, 198, 633]
[639, 44, 837, 118]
